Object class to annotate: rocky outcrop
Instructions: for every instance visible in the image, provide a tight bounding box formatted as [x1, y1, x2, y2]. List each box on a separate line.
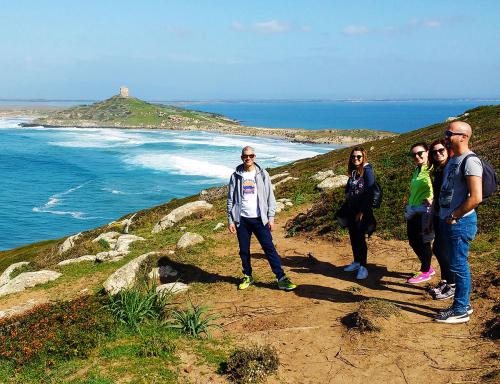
[317, 175, 349, 191]
[0, 271, 62, 297]
[120, 213, 137, 234]
[0, 261, 30, 286]
[156, 282, 189, 295]
[177, 232, 204, 249]
[270, 171, 290, 181]
[103, 252, 157, 295]
[275, 198, 294, 213]
[213, 222, 225, 231]
[273, 176, 299, 190]
[152, 201, 213, 233]
[92, 231, 121, 248]
[57, 255, 97, 266]
[58, 232, 82, 254]
[114, 234, 144, 253]
[0, 299, 39, 319]
[199, 186, 228, 203]
[311, 170, 335, 181]
[95, 250, 127, 263]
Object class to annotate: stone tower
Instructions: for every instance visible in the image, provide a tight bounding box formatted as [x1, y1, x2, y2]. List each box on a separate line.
[119, 86, 129, 98]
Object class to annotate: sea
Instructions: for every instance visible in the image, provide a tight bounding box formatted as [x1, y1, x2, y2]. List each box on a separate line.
[0, 99, 497, 250]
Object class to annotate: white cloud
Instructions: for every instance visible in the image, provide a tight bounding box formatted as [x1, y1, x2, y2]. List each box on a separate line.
[343, 25, 369, 35]
[253, 20, 291, 33]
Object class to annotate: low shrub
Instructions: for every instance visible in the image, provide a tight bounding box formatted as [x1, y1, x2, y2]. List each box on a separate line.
[0, 295, 115, 366]
[169, 302, 219, 338]
[225, 344, 279, 384]
[105, 284, 171, 329]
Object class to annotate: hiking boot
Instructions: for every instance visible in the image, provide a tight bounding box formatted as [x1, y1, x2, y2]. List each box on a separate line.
[438, 304, 473, 315]
[277, 275, 297, 291]
[343, 261, 360, 272]
[434, 308, 469, 324]
[429, 280, 447, 296]
[434, 284, 455, 300]
[407, 271, 432, 284]
[356, 266, 368, 280]
[238, 275, 254, 290]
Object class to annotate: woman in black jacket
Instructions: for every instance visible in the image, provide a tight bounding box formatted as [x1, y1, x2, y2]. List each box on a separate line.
[341, 146, 376, 280]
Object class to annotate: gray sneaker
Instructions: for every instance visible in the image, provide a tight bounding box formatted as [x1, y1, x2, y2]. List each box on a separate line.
[434, 284, 455, 300]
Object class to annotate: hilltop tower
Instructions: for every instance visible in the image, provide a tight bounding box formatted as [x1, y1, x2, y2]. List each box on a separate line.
[119, 86, 129, 98]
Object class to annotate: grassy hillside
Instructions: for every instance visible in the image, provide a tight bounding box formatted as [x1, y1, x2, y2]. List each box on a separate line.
[31, 95, 237, 128]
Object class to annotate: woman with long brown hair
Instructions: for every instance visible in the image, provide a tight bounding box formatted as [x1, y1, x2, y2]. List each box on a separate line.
[340, 146, 376, 280]
[428, 139, 455, 299]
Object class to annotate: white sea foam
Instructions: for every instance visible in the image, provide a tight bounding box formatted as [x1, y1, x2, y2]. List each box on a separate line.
[124, 153, 234, 179]
[32, 182, 90, 219]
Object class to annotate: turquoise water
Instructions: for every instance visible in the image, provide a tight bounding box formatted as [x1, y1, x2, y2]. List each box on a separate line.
[0, 117, 335, 250]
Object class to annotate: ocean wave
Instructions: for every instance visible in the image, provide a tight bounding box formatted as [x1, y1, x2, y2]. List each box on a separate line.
[124, 153, 234, 179]
[32, 182, 90, 219]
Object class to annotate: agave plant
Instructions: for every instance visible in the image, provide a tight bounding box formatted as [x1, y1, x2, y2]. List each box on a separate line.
[168, 302, 220, 338]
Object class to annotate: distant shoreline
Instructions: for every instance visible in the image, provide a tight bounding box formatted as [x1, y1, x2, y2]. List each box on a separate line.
[0, 107, 397, 145]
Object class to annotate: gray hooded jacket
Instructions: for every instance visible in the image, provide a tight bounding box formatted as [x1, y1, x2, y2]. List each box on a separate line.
[227, 163, 276, 226]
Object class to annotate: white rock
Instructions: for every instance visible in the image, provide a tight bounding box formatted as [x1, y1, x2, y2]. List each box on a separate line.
[57, 255, 97, 266]
[152, 201, 213, 233]
[180, 226, 187, 231]
[370, 146, 375, 151]
[156, 282, 189, 295]
[285, 201, 293, 206]
[0, 299, 39, 319]
[0, 261, 30, 286]
[446, 116, 458, 122]
[177, 232, 204, 249]
[0, 271, 62, 297]
[213, 222, 225, 231]
[148, 265, 178, 281]
[167, 250, 175, 255]
[275, 201, 286, 213]
[58, 232, 82, 254]
[270, 171, 290, 181]
[273, 176, 299, 190]
[311, 170, 335, 181]
[120, 213, 137, 234]
[95, 251, 127, 262]
[114, 234, 144, 253]
[92, 231, 120, 245]
[103, 252, 158, 295]
[317, 175, 350, 191]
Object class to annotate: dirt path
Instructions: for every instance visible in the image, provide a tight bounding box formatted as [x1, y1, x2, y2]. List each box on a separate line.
[182, 216, 498, 384]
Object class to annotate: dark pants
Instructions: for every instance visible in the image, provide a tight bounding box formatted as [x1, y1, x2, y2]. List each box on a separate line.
[236, 216, 285, 279]
[432, 215, 455, 283]
[407, 215, 432, 272]
[348, 220, 367, 267]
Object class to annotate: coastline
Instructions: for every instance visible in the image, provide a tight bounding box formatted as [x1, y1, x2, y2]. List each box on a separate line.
[1, 107, 396, 145]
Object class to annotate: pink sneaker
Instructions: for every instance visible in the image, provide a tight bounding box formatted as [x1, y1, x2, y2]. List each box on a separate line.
[407, 271, 432, 284]
[428, 267, 436, 276]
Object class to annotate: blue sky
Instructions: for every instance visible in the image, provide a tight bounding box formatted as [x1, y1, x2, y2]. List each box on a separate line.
[1, 0, 499, 100]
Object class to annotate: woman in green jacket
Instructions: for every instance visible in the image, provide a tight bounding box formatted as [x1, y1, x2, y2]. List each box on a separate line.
[405, 142, 435, 284]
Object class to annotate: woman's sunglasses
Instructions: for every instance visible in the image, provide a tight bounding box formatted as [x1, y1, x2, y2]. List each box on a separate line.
[351, 155, 363, 160]
[431, 148, 446, 156]
[408, 151, 426, 158]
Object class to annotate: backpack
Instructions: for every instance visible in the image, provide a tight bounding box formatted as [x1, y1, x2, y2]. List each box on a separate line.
[372, 181, 383, 208]
[460, 153, 498, 200]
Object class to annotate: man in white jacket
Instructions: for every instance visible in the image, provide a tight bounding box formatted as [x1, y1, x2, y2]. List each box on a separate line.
[227, 146, 296, 291]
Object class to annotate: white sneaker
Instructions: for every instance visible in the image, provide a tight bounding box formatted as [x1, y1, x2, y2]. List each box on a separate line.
[343, 262, 360, 272]
[356, 266, 368, 280]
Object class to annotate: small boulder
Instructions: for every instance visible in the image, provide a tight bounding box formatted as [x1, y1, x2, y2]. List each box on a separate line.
[177, 232, 204, 249]
[213, 222, 225, 231]
[317, 175, 349, 191]
[57, 255, 97, 266]
[95, 251, 127, 263]
[0, 261, 30, 286]
[273, 176, 299, 190]
[275, 201, 286, 213]
[92, 231, 121, 247]
[114, 234, 145, 253]
[157, 282, 189, 295]
[103, 252, 157, 295]
[58, 232, 82, 255]
[153, 201, 213, 233]
[0, 271, 62, 297]
[311, 170, 335, 181]
[0, 299, 39, 319]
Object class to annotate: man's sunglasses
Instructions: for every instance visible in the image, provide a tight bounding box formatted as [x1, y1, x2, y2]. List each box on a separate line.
[408, 150, 426, 158]
[242, 154, 255, 159]
[350, 155, 363, 160]
[444, 130, 466, 138]
[431, 148, 446, 156]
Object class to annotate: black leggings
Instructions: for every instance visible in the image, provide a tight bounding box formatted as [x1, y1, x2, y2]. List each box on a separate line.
[407, 215, 432, 272]
[348, 220, 367, 267]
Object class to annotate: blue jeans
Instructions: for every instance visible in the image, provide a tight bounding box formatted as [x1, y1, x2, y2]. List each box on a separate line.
[441, 212, 477, 313]
[236, 216, 285, 279]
